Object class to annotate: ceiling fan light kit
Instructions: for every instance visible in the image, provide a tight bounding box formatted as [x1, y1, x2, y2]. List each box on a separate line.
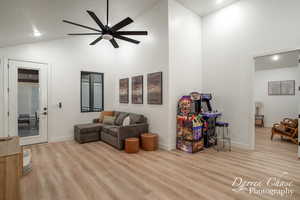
[62, 0, 148, 48]
[102, 34, 113, 40]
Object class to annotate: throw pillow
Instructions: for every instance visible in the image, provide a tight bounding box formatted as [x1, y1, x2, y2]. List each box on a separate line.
[99, 111, 114, 123]
[103, 116, 116, 125]
[115, 112, 129, 125]
[129, 113, 143, 124]
[122, 116, 130, 126]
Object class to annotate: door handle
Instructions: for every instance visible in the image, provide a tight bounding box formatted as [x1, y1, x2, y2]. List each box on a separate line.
[40, 112, 47, 115]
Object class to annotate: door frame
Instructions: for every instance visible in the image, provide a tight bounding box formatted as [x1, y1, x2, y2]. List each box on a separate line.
[0, 57, 4, 138]
[251, 47, 300, 157]
[3, 58, 50, 145]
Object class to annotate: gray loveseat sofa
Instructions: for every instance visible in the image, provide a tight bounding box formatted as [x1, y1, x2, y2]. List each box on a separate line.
[74, 111, 148, 150]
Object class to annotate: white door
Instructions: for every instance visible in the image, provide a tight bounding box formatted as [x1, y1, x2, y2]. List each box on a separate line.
[8, 60, 48, 145]
[298, 60, 300, 158]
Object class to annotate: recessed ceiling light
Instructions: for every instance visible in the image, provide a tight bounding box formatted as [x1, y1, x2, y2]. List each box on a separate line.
[272, 55, 279, 61]
[216, 0, 224, 4]
[33, 29, 42, 37]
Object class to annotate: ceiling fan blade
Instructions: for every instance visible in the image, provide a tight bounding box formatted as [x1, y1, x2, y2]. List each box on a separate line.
[110, 17, 134, 32]
[110, 39, 119, 48]
[86, 10, 106, 31]
[89, 36, 103, 45]
[62, 20, 101, 32]
[116, 31, 148, 36]
[114, 35, 140, 44]
[68, 33, 102, 36]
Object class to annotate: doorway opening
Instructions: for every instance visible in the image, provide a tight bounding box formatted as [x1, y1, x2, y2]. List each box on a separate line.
[253, 50, 299, 157]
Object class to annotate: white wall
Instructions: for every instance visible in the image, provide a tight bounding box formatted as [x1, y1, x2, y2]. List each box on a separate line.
[202, 0, 300, 148]
[0, 0, 203, 149]
[0, 38, 116, 142]
[0, 0, 170, 144]
[168, 0, 202, 148]
[254, 67, 299, 127]
[112, 0, 170, 149]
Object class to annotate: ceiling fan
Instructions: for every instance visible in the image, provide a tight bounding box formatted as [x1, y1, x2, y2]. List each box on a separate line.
[62, 0, 148, 48]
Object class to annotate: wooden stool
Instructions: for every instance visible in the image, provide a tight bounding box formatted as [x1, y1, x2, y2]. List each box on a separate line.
[141, 133, 158, 151]
[125, 138, 139, 153]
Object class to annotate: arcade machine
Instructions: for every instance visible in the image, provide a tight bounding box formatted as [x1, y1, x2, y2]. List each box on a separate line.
[199, 94, 222, 148]
[176, 92, 222, 153]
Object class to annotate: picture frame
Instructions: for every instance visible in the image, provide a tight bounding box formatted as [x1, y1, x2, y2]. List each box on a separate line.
[268, 81, 281, 95]
[119, 78, 129, 103]
[280, 80, 295, 95]
[132, 75, 143, 104]
[147, 72, 163, 105]
[268, 80, 295, 96]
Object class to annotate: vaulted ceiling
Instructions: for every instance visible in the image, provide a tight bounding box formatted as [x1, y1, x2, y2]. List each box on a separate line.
[0, 0, 160, 47]
[0, 0, 239, 47]
[177, 0, 239, 16]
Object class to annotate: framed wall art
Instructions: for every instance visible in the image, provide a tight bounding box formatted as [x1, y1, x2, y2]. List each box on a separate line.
[132, 75, 143, 104]
[119, 78, 129, 103]
[147, 72, 163, 105]
[280, 80, 295, 95]
[268, 81, 281, 95]
[268, 80, 295, 96]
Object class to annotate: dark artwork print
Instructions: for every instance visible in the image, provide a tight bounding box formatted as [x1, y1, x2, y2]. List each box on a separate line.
[119, 78, 129, 103]
[132, 75, 143, 104]
[147, 72, 162, 105]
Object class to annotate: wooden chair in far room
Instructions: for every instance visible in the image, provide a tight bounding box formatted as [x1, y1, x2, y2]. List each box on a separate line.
[271, 118, 298, 144]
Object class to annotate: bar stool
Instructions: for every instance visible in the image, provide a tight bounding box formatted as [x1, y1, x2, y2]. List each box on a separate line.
[215, 121, 231, 152]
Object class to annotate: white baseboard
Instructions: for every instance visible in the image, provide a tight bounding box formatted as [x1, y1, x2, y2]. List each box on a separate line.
[48, 136, 74, 143]
[231, 140, 252, 150]
[159, 143, 174, 151]
[159, 143, 170, 150]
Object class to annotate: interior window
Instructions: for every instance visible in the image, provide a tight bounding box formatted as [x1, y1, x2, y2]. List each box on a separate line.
[81, 72, 104, 112]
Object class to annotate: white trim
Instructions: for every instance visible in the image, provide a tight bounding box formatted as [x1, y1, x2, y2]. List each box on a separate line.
[48, 136, 74, 143]
[4, 58, 50, 145]
[0, 57, 4, 137]
[253, 48, 300, 59]
[168, 142, 176, 150]
[231, 140, 252, 150]
[3, 58, 9, 137]
[159, 142, 173, 151]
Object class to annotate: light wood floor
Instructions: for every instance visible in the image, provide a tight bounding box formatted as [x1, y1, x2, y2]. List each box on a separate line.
[21, 128, 299, 200]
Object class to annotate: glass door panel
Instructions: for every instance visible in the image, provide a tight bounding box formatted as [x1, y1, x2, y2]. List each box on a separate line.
[17, 69, 40, 138]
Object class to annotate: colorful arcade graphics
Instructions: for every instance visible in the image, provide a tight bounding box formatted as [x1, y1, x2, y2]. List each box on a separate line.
[176, 95, 204, 153]
[198, 94, 222, 148]
[176, 93, 222, 153]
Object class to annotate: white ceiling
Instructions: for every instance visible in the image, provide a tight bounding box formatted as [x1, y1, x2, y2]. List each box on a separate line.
[0, 0, 240, 47]
[176, 0, 240, 16]
[255, 50, 300, 71]
[0, 0, 160, 47]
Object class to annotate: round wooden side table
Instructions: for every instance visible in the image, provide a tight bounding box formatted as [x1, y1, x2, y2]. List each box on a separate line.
[141, 133, 158, 151]
[125, 138, 140, 153]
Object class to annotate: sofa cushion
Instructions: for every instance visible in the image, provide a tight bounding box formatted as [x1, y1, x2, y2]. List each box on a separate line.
[129, 113, 144, 124]
[102, 126, 119, 137]
[75, 123, 103, 133]
[99, 111, 114, 123]
[115, 112, 129, 125]
[103, 116, 116, 125]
